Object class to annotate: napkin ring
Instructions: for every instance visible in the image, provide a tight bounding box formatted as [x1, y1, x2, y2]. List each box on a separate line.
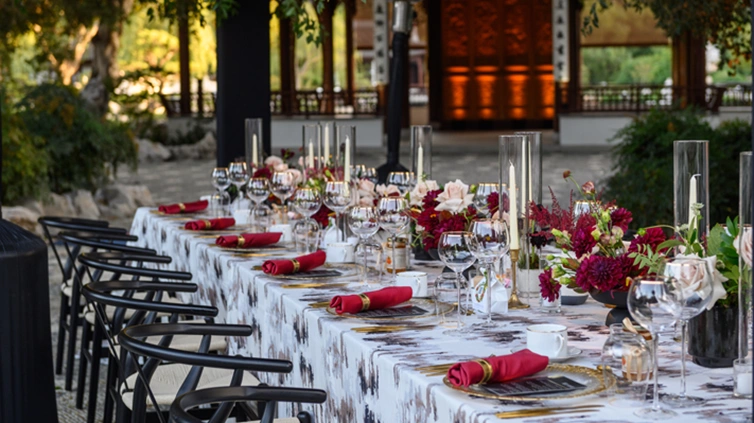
[473, 359, 494, 384]
[291, 259, 301, 273]
[237, 235, 246, 248]
[178, 203, 186, 211]
[203, 220, 212, 229]
[358, 294, 371, 311]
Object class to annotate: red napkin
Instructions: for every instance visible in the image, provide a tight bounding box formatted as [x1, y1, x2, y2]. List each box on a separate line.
[158, 200, 208, 214]
[262, 251, 326, 275]
[216, 232, 282, 248]
[329, 286, 413, 315]
[447, 349, 549, 388]
[184, 217, 235, 231]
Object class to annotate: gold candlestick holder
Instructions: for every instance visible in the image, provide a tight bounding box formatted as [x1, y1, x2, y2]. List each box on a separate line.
[508, 249, 529, 309]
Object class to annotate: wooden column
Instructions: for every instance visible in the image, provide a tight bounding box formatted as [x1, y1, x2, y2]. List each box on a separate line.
[178, 0, 191, 116]
[672, 31, 706, 108]
[426, 0, 442, 126]
[279, 14, 296, 115]
[345, 0, 356, 107]
[319, 0, 337, 114]
[216, 1, 271, 163]
[566, 0, 581, 112]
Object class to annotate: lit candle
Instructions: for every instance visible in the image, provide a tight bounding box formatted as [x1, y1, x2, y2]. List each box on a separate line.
[252, 134, 258, 167]
[308, 140, 315, 169]
[344, 136, 351, 183]
[688, 175, 698, 228]
[323, 125, 330, 163]
[509, 161, 519, 250]
[416, 144, 424, 182]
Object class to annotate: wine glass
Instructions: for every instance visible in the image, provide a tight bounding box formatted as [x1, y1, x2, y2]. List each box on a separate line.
[438, 231, 477, 332]
[377, 197, 410, 276]
[627, 276, 684, 420]
[324, 181, 352, 242]
[247, 177, 269, 229]
[662, 258, 714, 407]
[292, 187, 322, 253]
[387, 172, 413, 195]
[469, 219, 509, 327]
[348, 206, 382, 285]
[228, 162, 250, 213]
[363, 167, 378, 184]
[474, 183, 499, 217]
[270, 171, 296, 223]
[211, 167, 231, 217]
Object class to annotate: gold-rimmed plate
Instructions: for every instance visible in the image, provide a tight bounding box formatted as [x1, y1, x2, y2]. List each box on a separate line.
[212, 244, 293, 253]
[442, 364, 614, 402]
[326, 298, 454, 321]
[258, 263, 364, 280]
[150, 210, 206, 216]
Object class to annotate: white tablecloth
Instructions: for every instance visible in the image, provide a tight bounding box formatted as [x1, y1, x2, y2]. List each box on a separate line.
[131, 208, 751, 422]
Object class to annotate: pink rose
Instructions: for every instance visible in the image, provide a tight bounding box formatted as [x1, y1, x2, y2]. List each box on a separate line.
[265, 155, 284, 167]
[735, 228, 753, 268]
[286, 169, 303, 185]
[358, 179, 376, 196]
[376, 184, 401, 197]
[409, 180, 439, 206]
[435, 180, 473, 213]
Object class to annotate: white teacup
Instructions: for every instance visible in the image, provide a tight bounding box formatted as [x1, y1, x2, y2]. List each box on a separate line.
[526, 324, 568, 358]
[395, 271, 428, 297]
[268, 224, 293, 243]
[326, 242, 355, 263]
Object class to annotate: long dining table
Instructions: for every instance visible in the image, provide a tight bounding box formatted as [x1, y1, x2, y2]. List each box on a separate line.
[131, 207, 751, 422]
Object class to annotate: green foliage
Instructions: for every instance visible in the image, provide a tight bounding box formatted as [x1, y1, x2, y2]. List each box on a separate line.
[1, 91, 49, 204]
[582, 46, 671, 85]
[605, 108, 752, 228]
[708, 218, 741, 308]
[14, 83, 137, 195]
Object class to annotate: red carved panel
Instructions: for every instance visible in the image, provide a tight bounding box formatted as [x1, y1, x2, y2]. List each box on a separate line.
[535, 0, 553, 57]
[503, 0, 527, 57]
[474, 0, 499, 57]
[443, 0, 468, 57]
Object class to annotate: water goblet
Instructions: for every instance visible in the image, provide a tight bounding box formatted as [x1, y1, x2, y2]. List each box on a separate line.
[474, 183, 499, 217]
[438, 231, 477, 332]
[247, 177, 270, 229]
[627, 276, 684, 420]
[228, 162, 249, 213]
[387, 171, 413, 195]
[347, 206, 382, 285]
[377, 197, 410, 276]
[270, 171, 297, 223]
[662, 258, 714, 407]
[469, 219, 509, 327]
[324, 181, 353, 242]
[292, 187, 322, 253]
[211, 167, 231, 217]
[363, 167, 378, 184]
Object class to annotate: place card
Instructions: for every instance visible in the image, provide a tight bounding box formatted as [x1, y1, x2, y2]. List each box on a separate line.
[356, 305, 429, 318]
[482, 376, 586, 397]
[294, 269, 343, 278]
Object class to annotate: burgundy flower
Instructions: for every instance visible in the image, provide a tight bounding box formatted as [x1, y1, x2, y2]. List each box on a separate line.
[530, 231, 551, 248]
[610, 208, 633, 231]
[629, 227, 667, 253]
[575, 255, 624, 292]
[312, 205, 332, 228]
[422, 189, 443, 209]
[539, 268, 561, 301]
[563, 170, 571, 179]
[253, 167, 272, 179]
[571, 227, 597, 257]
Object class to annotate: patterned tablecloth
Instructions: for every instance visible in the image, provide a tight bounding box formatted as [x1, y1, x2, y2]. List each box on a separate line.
[131, 208, 751, 422]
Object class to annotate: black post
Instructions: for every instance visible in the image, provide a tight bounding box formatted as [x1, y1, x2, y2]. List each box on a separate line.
[216, 1, 271, 165]
[377, 1, 413, 183]
[750, 0, 753, 414]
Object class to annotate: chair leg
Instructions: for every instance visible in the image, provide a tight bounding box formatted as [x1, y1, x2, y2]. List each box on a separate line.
[86, 324, 103, 423]
[65, 290, 82, 391]
[56, 290, 69, 375]
[76, 320, 91, 408]
[103, 352, 117, 423]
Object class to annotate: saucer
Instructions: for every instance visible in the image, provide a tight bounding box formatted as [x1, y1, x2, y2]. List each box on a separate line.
[511, 346, 582, 363]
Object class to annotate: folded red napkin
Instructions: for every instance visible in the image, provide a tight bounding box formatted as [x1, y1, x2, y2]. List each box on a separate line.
[329, 286, 413, 315]
[158, 200, 208, 214]
[262, 250, 326, 275]
[184, 217, 235, 231]
[216, 232, 282, 248]
[447, 349, 549, 388]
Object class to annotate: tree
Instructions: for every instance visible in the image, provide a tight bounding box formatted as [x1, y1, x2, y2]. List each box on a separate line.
[583, 0, 751, 72]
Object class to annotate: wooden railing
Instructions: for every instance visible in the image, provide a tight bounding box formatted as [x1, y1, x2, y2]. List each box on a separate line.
[571, 84, 751, 113]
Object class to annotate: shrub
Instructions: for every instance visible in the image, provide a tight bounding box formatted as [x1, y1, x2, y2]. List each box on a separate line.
[604, 108, 750, 228]
[15, 83, 137, 194]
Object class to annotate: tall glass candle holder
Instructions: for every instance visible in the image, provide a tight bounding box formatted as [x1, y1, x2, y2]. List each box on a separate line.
[515, 131, 542, 205]
[245, 118, 263, 171]
[673, 140, 710, 241]
[499, 135, 530, 310]
[319, 120, 336, 166]
[302, 124, 322, 178]
[411, 125, 432, 182]
[739, 152, 753, 361]
[336, 125, 356, 183]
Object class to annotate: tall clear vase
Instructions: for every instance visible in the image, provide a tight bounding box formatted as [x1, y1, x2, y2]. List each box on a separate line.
[736, 151, 753, 398]
[673, 140, 710, 241]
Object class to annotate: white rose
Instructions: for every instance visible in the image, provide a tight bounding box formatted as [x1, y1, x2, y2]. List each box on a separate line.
[376, 184, 401, 197]
[735, 228, 753, 268]
[409, 180, 439, 206]
[265, 155, 284, 167]
[286, 169, 303, 185]
[435, 179, 473, 213]
[358, 195, 375, 206]
[274, 163, 289, 172]
[358, 179, 376, 196]
[674, 254, 728, 310]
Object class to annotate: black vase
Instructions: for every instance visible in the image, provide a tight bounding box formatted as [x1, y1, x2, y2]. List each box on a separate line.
[687, 305, 739, 368]
[589, 289, 631, 326]
[413, 245, 433, 261]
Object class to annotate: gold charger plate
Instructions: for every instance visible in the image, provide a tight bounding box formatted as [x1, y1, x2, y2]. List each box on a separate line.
[260, 263, 364, 280]
[150, 210, 205, 216]
[443, 363, 614, 402]
[326, 298, 454, 321]
[212, 244, 293, 253]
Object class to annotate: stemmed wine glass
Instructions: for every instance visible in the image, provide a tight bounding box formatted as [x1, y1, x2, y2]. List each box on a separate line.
[291, 187, 322, 253]
[246, 177, 269, 230]
[627, 276, 684, 420]
[211, 167, 231, 217]
[363, 167, 378, 185]
[473, 183, 499, 217]
[377, 197, 410, 276]
[324, 181, 353, 242]
[228, 162, 250, 213]
[438, 231, 477, 332]
[270, 171, 296, 223]
[663, 258, 714, 407]
[387, 172, 413, 195]
[347, 206, 382, 285]
[469, 219, 509, 327]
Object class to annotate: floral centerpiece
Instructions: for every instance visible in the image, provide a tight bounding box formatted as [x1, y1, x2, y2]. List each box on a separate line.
[409, 179, 477, 251]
